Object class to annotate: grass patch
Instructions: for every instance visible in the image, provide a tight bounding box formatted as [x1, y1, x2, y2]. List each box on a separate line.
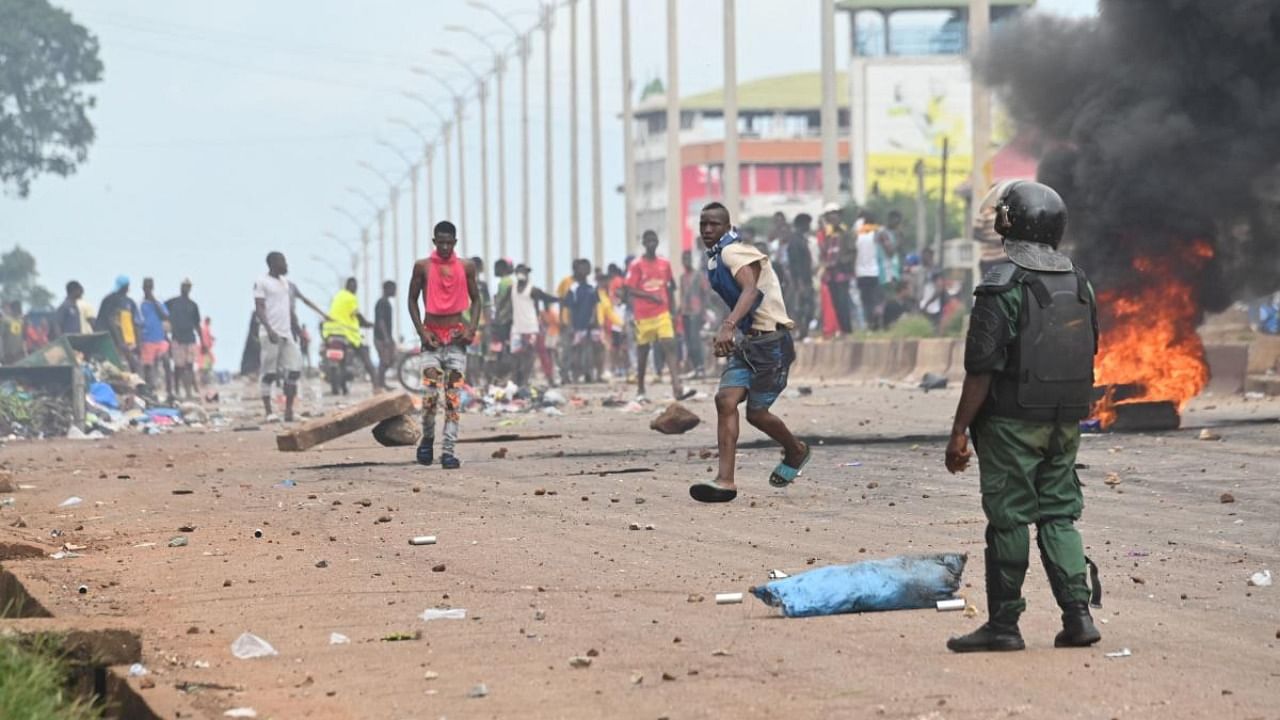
[0, 637, 101, 720]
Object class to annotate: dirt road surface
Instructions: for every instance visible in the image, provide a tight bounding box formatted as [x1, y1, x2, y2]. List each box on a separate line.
[1, 380, 1277, 719]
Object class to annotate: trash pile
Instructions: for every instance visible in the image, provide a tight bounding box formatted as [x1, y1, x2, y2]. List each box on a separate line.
[80, 360, 216, 438]
[0, 381, 74, 438]
[470, 383, 572, 417]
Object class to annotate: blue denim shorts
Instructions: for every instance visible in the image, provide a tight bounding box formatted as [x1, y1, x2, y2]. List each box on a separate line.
[718, 330, 795, 410]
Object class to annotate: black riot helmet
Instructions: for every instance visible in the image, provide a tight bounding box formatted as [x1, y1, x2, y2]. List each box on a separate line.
[982, 180, 1068, 249]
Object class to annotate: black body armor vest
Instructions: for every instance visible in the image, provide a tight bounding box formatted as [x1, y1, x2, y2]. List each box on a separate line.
[985, 265, 1097, 423]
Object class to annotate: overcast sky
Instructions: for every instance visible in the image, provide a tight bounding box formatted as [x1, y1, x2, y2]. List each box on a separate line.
[1, 0, 1095, 365]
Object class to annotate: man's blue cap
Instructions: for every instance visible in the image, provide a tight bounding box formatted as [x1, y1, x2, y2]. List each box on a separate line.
[114, 275, 130, 291]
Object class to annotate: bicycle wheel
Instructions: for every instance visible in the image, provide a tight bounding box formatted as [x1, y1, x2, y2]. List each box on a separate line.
[397, 350, 426, 393]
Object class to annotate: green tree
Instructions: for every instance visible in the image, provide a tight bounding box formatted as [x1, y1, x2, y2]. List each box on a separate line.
[0, 246, 54, 309]
[0, 0, 102, 197]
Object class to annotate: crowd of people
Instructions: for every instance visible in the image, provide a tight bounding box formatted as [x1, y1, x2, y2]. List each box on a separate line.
[243, 203, 966, 415]
[1, 276, 216, 403]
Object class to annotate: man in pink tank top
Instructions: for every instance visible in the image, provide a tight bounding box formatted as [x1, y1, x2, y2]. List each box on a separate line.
[408, 221, 482, 469]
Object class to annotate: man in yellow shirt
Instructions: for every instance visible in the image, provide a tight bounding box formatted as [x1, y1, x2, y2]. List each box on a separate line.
[321, 278, 382, 391]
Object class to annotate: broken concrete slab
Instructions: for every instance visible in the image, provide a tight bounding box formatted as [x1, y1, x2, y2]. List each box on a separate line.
[276, 392, 415, 452]
[649, 403, 700, 435]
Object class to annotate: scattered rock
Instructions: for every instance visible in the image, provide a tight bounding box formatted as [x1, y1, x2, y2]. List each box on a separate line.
[0, 471, 13, 493]
[661, 671, 677, 682]
[432, 564, 446, 573]
[376, 515, 392, 524]
[534, 488, 547, 496]
[424, 671, 439, 681]
[357, 499, 372, 507]
[866, 481, 879, 489]
[1197, 428, 1221, 441]
[534, 610, 546, 621]
[1131, 576, 1145, 585]
[1220, 492, 1235, 504]
[630, 671, 644, 685]
[634, 497, 645, 505]
[168, 536, 188, 548]
[371, 415, 421, 447]
[712, 649, 730, 657]
[492, 447, 509, 459]
[649, 403, 701, 435]
[315, 560, 329, 569]
[1104, 472, 1122, 487]
[586, 648, 599, 657]
[687, 594, 705, 603]
[569, 656, 593, 668]
[629, 523, 641, 531]
[467, 683, 489, 699]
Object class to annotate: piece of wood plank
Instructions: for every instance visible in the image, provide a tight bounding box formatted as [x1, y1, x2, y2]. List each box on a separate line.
[277, 392, 415, 452]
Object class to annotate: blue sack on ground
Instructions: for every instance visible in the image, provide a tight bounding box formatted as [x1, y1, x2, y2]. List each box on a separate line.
[89, 382, 119, 410]
[751, 553, 967, 617]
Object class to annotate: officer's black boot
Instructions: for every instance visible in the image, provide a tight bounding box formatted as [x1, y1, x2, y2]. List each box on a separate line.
[947, 544, 1026, 653]
[946, 622, 1025, 653]
[1054, 602, 1101, 647]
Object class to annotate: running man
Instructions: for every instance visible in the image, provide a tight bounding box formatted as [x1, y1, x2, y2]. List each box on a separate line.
[625, 230, 692, 401]
[408, 221, 482, 469]
[689, 202, 810, 503]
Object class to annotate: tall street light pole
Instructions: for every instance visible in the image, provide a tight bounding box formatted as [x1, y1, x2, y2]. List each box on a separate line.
[466, 1, 534, 266]
[620, 0, 636, 255]
[446, 25, 509, 261]
[388, 118, 441, 263]
[436, 49, 492, 266]
[665, 0, 682, 261]
[359, 162, 401, 292]
[401, 91, 454, 226]
[347, 186, 385, 292]
[723, 0, 741, 217]
[411, 70, 466, 253]
[588, 0, 604, 269]
[820, 0, 839, 205]
[568, 0, 581, 262]
[542, 2, 556, 290]
[332, 205, 371, 308]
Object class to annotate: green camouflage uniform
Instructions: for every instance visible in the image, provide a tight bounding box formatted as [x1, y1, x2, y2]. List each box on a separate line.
[966, 280, 1096, 628]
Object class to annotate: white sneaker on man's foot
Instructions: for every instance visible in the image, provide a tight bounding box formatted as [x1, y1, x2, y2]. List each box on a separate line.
[265, 413, 282, 423]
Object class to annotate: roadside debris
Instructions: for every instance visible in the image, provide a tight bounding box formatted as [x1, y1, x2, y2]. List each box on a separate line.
[420, 608, 467, 621]
[1220, 492, 1235, 504]
[569, 656, 593, 668]
[372, 414, 421, 447]
[1105, 648, 1132, 659]
[751, 553, 966, 617]
[223, 709, 258, 718]
[409, 536, 437, 546]
[58, 496, 83, 507]
[650, 403, 700, 435]
[329, 633, 350, 645]
[936, 598, 966, 611]
[128, 663, 148, 677]
[1197, 428, 1221, 441]
[468, 683, 489, 699]
[1104, 472, 1122, 487]
[168, 536, 188, 548]
[230, 632, 278, 660]
[1247, 570, 1272, 587]
[715, 592, 744, 605]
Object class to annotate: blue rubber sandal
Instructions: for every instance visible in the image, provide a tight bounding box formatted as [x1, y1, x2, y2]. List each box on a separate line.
[769, 442, 811, 488]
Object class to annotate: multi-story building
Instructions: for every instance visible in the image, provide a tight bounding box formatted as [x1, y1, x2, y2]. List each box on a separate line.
[628, 0, 1033, 253]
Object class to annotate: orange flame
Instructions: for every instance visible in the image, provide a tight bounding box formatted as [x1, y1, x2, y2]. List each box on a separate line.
[1091, 239, 1212, 427]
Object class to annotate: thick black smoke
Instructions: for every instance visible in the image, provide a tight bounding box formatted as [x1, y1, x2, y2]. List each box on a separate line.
[979, 0, 1280, 310]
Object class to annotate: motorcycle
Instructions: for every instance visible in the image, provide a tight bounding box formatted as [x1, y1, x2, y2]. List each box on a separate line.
[320, 334, 359, 396]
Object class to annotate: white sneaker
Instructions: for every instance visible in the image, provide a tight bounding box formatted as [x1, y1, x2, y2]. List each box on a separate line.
[265, 413, 282, 423]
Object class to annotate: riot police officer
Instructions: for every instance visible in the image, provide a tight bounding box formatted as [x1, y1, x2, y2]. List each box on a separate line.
[944, 180, 1102, 653]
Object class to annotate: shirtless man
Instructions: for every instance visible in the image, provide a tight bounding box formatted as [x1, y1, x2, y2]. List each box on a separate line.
[407, 221, 482, 470]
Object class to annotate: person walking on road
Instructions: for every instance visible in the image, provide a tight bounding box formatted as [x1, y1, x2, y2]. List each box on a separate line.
[165, 279, 205, 400]
[254, 252, 328, 422]
[407, 221, 482, 470]
[944, 180, 1102, 653]
[625, 231, 692, 402]
[689, 202, 810, 504]
[374, 281, 397, 390]
[138, 278, 173, 400]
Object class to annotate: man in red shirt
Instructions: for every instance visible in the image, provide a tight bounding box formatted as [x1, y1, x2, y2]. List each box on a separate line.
[625, 231, 694, 402]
